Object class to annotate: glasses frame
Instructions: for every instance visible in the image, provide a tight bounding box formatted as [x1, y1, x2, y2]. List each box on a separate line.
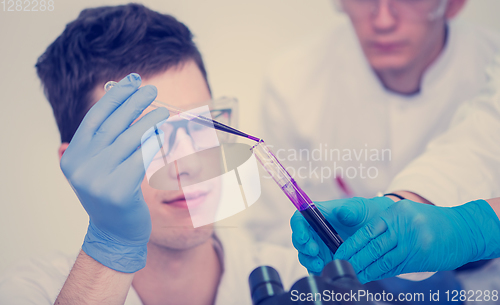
[157, 96, 239, 157]
[334, 0, 448, 22]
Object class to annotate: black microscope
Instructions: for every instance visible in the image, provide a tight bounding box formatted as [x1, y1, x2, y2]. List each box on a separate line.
[249, 260, 377, 305]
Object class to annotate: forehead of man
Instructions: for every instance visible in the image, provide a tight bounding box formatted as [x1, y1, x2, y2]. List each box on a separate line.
[141, 60, 211, 110]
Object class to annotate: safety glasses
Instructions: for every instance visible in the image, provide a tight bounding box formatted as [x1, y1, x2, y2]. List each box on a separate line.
[153, 97, 239, 159]
[339, 0, 448, 22]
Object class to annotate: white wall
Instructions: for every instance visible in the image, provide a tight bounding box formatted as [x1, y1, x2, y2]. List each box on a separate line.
[1, 0, 500, 273]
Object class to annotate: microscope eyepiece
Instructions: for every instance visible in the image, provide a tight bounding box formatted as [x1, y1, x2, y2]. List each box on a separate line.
[248, 266, 284, 305]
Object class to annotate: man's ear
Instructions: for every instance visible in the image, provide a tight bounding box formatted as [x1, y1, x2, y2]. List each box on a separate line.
[445, 0, 467, 19]
[58, 143, 70, 161]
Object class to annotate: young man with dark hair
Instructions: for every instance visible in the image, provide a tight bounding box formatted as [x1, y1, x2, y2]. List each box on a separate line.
[0, 4, 305, 304]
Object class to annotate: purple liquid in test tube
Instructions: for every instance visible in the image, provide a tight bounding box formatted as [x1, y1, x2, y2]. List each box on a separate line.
[251, 140, 343, 253]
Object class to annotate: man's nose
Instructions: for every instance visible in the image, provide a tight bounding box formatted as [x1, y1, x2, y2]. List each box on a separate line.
[372, 0, 398, 32]
[167, 128, 202, 181]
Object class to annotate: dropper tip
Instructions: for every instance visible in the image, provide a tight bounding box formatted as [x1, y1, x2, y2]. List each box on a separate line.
[247, 135, 261, 142]
[249, 138, 264, 151]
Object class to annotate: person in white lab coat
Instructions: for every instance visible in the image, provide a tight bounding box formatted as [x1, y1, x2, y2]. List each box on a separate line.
[246, 0, 500, 245]
[292, 55, 500, 287]
[385, 55, 500, 207]
[245, 0, 500, 303]
[372, 53, 500, 292]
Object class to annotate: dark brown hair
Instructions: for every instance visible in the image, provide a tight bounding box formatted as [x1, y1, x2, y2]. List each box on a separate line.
[36, 3, 209, 142]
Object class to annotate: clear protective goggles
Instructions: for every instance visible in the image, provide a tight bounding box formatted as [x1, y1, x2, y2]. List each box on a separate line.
[337, 0, 448, 22]
[144, 96, 242, 188]
[152, 97, 238, 160]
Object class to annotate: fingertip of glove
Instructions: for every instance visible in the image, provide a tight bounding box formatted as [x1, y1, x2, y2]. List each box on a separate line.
[292, 231, 307, 247]
[156, 107, 170, 120]
[298, 229, 309, 243]
[308, 241, 319, 256]
[156, 114, 168, 127]
[313, 259, 324, 273]
[129, 73, 141, 81]
[123, 73, 141, 87]
[141, 85, 158, 98]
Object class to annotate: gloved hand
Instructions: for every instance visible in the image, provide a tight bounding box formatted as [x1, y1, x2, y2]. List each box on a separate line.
[60, 73, 169, 273]
[335, 199, 500, 284]
[290, 196, 395, 274]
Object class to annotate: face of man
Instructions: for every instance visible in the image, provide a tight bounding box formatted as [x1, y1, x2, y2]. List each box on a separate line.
[340, 0, 463, 73]
[62, 60, 218, 252]
[138, 60, 220, 251]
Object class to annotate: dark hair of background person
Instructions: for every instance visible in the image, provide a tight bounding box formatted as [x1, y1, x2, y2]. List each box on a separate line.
[36, 3, 209, 143]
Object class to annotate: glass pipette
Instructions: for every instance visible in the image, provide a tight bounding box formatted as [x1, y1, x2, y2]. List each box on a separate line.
[104, 81, 260, 142]
[251, 140, 343, 253]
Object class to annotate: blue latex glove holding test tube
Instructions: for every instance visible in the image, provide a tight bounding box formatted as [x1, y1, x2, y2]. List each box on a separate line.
[292, 196, 500, 284]
[60, 74, 169, 273]
[335, 199, 500, 284]
[290, 196, 395, 275]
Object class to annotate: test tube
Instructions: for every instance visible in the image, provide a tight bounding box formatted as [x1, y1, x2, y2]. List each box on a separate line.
[251, 139, 343, 253]
[251, 140, 343, 253]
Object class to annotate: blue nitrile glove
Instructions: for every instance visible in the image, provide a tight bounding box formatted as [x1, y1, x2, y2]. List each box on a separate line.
[335, 199, 500, 284]
[290, 196, 395, 274]
[60, 73, 169, 273]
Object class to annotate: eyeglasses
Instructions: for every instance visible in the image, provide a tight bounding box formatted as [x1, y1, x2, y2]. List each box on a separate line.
[340, 0, 447, 21]
[156, 108, 232, 157]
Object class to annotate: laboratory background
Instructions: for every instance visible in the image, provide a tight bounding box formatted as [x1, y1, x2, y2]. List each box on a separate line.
[1, 0, 500, 273]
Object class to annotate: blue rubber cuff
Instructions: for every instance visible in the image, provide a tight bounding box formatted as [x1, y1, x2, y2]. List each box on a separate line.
[81, 221, 148, 273]
[456, 200, 500, 262]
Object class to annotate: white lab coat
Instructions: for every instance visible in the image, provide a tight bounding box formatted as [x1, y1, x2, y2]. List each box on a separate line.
[243, 19, 500, 245]
[385, 55, 500, 301]
[387, 54, 500, 207]
[0, 228, 307, 305]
